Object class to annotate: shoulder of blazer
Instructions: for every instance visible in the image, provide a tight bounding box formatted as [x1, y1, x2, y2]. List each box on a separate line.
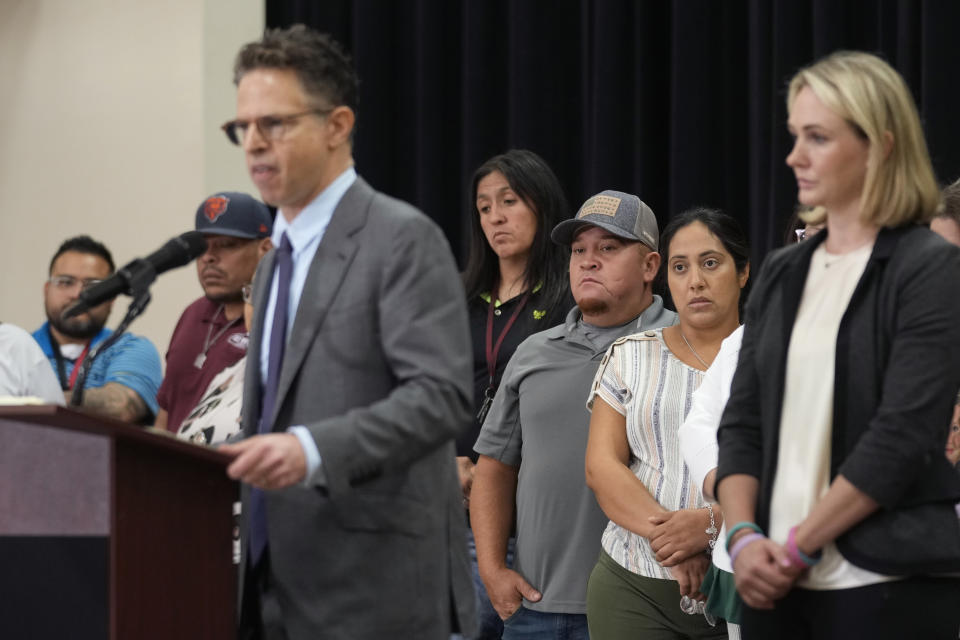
[879, 223, 952, 262]
[338, 177, 439, 238]
[759, 237, 817, 280]
[326, 176, 377, 239]
[746, 243, 803, 306]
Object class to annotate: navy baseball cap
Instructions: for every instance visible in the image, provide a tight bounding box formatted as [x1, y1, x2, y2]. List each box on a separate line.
[195, 192, 272, 239]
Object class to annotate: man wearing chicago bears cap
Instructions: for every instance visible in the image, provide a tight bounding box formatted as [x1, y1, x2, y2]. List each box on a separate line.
[154, 192, 273, 434]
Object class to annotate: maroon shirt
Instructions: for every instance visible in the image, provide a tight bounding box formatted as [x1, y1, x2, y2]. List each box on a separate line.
[158, 297, 248, 433]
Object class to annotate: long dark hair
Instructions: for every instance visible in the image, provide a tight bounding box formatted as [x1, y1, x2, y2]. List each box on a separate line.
[462, 149, 571, 313]
[657, 207, 750, 311]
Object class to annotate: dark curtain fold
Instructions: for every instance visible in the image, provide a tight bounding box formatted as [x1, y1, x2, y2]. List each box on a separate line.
[266, 0, 960, 272]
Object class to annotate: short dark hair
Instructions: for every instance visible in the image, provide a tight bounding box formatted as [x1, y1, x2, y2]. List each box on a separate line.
[49, 235, 115, 274]
[939, 178, 960, 224]
[658, 208, 750, 310]
[462, 149, 572, 314]
[234, 25, 359, 116]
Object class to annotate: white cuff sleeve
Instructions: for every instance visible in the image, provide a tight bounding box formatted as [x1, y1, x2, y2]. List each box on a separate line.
[287, 425, 326, 486]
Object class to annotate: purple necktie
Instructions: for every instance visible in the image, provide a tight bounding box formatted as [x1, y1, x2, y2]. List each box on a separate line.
[249, 232, 293, 566]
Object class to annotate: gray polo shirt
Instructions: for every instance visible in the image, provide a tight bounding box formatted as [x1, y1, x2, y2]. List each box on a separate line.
[474, 296, 677, 614]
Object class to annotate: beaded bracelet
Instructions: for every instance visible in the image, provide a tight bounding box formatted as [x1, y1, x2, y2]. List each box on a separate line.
[725, 521, 763, 552]
[704, 505, 719, 550]
[729, 532, 765, 567]
[785, 525, 822, 569]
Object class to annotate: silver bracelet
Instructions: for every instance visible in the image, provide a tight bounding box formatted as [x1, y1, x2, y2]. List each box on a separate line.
[704, 504, 719, 549]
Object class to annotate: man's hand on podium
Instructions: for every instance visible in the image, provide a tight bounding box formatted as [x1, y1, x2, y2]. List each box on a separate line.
[220, 434, 307, 489]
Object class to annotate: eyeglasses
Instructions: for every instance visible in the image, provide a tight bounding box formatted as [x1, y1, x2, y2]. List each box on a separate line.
[242, 283, 253, 304]
[49, 275, 104, 291]
[220, 108, 332, 146]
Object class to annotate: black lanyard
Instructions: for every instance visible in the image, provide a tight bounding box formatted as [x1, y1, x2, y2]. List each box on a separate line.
[48, 325, 89, 391]
[476, 282, 530, 424]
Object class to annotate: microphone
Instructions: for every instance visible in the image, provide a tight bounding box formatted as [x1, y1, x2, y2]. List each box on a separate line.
[62, 231, 208, 319]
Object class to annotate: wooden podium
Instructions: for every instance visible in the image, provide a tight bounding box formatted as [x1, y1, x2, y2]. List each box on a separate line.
[0, 405, 238, 639]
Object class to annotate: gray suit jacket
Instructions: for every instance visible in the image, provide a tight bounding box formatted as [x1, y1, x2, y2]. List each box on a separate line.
[240, 177, 476, 639]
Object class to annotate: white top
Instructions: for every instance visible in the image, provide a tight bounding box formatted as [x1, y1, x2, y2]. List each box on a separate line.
[177, 357, 245, 446]
[771, 242, 897, 589]
[588, 328, 707, 580]
[678, 325, 744, 572]
[0, 323, 65, 405]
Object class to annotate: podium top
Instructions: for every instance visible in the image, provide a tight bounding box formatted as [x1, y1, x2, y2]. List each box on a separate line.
[0, 404, 233, 467]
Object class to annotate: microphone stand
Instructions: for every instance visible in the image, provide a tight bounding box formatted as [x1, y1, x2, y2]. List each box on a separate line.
[70, 262, 155, 411]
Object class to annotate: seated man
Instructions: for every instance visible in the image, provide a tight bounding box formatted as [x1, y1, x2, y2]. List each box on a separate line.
[0, 322, 64, 404]
[155, 192, 272, 434]
[33, 236, 162, 423]
[176, 283, 255, 446]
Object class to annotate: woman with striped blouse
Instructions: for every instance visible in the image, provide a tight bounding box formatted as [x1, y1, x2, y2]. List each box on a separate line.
[584, 208, 750, 639]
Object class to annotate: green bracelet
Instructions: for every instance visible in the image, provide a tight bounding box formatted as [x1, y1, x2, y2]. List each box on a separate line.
[725, 521, 764, 552]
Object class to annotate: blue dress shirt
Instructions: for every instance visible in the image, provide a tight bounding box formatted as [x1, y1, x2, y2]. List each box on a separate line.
[258, 166, 357, 483]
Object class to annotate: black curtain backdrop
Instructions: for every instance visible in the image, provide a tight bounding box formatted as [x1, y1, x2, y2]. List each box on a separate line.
[265, 0, 960, 274]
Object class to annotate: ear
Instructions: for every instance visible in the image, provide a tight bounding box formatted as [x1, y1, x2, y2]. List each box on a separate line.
[739, 262, 751, 289]
[642, 250, 661, 283]
[257, 237, 273, 258]
[881, 130, 893, 160]
[325, 105, 355, 149]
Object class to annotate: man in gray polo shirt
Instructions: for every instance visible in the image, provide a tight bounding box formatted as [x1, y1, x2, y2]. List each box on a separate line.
[471, 190, 678, 638]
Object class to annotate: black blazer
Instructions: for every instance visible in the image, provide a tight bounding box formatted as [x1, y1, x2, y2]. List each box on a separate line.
[717, 224, 960, 575]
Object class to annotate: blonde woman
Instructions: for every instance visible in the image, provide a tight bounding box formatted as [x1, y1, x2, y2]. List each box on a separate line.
[717, 51, 960, 638]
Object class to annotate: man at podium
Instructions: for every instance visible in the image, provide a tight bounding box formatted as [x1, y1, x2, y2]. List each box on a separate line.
[218, 25, 476, 639]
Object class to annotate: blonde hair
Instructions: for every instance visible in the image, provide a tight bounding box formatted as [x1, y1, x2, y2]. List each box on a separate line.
[787, 51, 940, 227]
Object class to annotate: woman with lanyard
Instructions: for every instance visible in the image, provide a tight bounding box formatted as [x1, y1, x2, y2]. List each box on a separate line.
[457, 149, 573, 640]
[716, 51, 960, 638]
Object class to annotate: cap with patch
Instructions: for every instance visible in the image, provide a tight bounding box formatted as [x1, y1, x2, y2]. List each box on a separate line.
[550, 190, 659, 251]
[195, 192, 272, 239]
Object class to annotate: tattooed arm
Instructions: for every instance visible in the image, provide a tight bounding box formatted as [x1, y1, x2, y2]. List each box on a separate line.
[67, 382, 150, 423]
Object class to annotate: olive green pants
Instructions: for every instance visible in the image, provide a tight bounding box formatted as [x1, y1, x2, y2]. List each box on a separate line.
[586, 550, 728, 640]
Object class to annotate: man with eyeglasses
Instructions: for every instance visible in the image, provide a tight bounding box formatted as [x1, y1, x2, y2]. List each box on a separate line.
[154, 192, 272, 436]
[32, 235, 162, 423]
[215, 25, 476, 639]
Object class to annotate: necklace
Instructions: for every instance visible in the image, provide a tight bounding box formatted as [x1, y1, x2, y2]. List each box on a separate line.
[680, 330, 710, 369]
[193, 304, 242, 369]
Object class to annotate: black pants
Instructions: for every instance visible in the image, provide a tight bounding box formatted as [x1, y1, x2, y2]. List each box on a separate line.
[741, 576, 960, 640]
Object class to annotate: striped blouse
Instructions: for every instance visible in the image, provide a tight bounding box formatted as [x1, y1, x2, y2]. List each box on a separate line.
[588, 328, 706, 579]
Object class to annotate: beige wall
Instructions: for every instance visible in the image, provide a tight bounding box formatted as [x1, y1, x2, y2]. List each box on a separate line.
[0, 0, 263, 366]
